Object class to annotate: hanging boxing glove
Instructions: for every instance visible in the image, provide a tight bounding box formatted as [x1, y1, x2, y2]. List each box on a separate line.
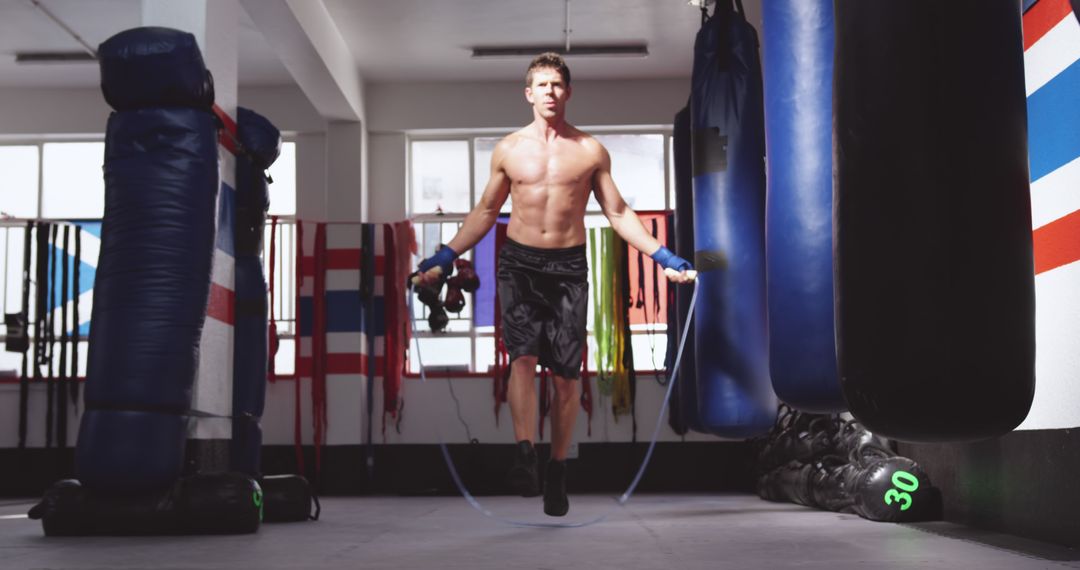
[444, 286, 466, 314]
[451, 259, 481, 292]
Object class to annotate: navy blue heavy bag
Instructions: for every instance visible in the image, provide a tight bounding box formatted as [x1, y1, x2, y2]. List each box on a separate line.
[77, 108, 219, 494]
[669, 104, 704, 435]
[98, 27, 214, 112]
[761, 0, 845, 413]
[231, 107, 281, 476]
[834, 0, 1035, 442]
[690, 3, 776, 437]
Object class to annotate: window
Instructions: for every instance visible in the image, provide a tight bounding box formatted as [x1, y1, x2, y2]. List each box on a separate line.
[268, 142, 296, 217]
[0, 145, 40, 219]
[264, 141, 298, 376]
[410, 140, 471, 214]
[0, 140, 299, 379]
[42, 143, 106, 219]
[407, 131, 675, 374]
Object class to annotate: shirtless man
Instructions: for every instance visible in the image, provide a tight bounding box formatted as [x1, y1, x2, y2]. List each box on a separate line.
[415, 53, 696, 516]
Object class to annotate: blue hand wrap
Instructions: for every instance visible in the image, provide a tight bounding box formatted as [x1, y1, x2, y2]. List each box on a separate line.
[418, 244, 458, 275]
[650, 246, 691, 272]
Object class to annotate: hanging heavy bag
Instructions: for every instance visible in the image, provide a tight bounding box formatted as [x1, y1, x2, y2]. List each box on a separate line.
[689, 2, 775, 437]
[762, 0, 845, 413]
[833, 0, 1034, 442]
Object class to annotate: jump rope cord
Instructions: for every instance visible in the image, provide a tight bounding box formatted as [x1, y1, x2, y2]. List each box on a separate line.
[408, 279, 699, 528]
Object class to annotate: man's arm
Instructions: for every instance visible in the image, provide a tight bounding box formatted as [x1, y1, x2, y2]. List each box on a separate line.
[415, 138, 512, 283]
[592, 145, 696, 283]
[446, 144, 511, 255]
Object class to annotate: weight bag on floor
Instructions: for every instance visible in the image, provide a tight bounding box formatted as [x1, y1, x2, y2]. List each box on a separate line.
[230, 107, 281, 476]
[29, 473, 262, 535]
[76, 107, 219, 495]
[690, 2, 776, 437]
[833, 0, 1034, 442]
[762, 0, 845, 413]
[177, 472, 262, 534]
[261, 474, 320, 522]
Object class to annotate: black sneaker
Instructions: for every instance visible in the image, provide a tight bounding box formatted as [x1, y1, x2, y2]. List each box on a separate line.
[506, 440, 541, 497]
[543, 459, 569, 517]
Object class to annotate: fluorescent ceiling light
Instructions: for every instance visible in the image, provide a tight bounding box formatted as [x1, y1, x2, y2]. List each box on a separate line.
[472, 45, 648, 59]
[15, 51, 97, 64]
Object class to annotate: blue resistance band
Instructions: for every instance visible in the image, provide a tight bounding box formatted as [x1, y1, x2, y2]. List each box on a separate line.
[407, 280, 699, 529]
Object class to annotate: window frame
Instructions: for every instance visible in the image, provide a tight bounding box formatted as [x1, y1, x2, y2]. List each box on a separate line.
[0, 136, 301, 380]
[405, 127, 676, 376]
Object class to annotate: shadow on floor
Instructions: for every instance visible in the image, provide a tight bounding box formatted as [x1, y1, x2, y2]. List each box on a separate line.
[906, 521, 1080, 563]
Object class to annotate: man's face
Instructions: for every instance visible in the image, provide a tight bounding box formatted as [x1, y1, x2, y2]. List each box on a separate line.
[525, 67, 570, 120]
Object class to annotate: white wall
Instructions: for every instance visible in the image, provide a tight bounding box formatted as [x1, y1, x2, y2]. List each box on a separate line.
[367, 132, 407, 222]
[363, 78, 690, 224]
[367, 78, 689, 132]
[0, 88, 110, 138]
[0, 76, 700, 449]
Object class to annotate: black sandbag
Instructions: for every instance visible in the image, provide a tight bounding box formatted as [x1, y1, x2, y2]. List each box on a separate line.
[669, 104, 702, 435]
[98, 27, 214, 111]
[77, 107, 218, 495]
[29, 479, 176, 536]
[261, 474, 319, 522]
[30, 473, 262, 535]
[230, 107, 281, 476]
[845, 454, 938, 523]
[833, 0, 1034, 442]
[237, 106, 282, 170]
[177, 472, 262, 534]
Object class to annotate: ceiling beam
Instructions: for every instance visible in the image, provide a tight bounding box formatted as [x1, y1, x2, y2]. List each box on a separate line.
[239, 0, 362, 121]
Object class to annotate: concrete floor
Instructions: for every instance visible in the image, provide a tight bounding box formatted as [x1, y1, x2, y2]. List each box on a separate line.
[2, 494, 1078, 569]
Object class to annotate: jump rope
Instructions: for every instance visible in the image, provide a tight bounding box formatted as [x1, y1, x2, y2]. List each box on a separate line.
[406, 273, 699, 528]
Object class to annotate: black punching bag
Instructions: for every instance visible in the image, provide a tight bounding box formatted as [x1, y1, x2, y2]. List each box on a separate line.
[833, 0, 1034, 441]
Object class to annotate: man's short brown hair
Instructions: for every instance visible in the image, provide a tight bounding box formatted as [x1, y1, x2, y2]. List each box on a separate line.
[525, 52, 571, 87]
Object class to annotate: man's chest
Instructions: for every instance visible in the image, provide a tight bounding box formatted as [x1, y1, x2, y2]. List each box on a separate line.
[504, 143, 597, 187]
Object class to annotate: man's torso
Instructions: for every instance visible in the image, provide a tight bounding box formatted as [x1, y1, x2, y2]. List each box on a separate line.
[501, 127, 599, 249]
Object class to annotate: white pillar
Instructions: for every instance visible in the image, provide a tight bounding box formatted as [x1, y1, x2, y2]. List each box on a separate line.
[141, 0, 241, 448]
[327, 121, 365, 222]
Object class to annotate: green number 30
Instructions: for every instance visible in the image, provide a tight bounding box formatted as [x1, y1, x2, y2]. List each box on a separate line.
[883, 470, 919, 511]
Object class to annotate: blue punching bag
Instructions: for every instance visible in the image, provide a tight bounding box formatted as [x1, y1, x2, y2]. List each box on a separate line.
[230, 107, 281, 476]
[833, 0, 1034, 441]
[690, 3, 776, 437]
[762, 0, 845, 412]
[76, 28, 219, 495]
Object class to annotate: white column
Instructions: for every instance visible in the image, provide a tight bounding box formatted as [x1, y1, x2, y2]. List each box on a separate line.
[142, 0, 241, 443]
[327, 121, 365, 223]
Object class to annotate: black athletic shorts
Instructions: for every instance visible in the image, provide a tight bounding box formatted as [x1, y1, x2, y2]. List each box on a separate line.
[497, 238, 589, 379]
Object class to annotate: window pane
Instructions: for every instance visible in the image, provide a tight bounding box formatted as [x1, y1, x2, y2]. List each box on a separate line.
[411, 140, 470, 214]
[631, 333, 668, 372]
[268, 141, 296, 216]
[0, 343, 23, 377]
[475, 336, 495, 374]
[42, 142, 105, 219]
[0, 146, 40, 218]
[2, 227, 26, 315]
[668, 135, 676, 211]
[474, 136, 512, 213]
[275, 337, 295, 376]
[595, 134, 666, 211]
[408, 336, 472, 371]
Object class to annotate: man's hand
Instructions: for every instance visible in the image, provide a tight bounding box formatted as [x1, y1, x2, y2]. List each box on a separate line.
[414, 244, 458, 287]
[663, 267, 698, 284]
[651, 246, 697, 284]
